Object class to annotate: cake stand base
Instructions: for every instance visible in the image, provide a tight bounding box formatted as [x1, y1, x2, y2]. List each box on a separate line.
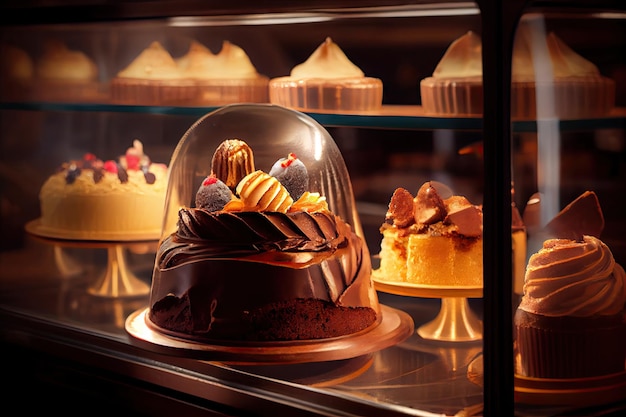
[373, 276, 483, 342]
[87, 244, 150, 298]
[417, 297, 482, 342]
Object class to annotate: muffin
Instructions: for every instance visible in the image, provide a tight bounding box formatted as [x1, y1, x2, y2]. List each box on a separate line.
[33, 40, 105, 102]
[515, 191, 626, 379]
[269, 37, 383, 113]
[180, 40, 268, 105]
[111, 41, 195, 105]
[420, 25, 615, 119]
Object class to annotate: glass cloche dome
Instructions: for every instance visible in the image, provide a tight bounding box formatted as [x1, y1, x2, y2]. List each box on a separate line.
[134, 103, 410, 355]
[159, 103, 364, 240]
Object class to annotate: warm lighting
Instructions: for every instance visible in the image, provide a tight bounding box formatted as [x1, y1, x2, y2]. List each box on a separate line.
[167, 3, 480, 27]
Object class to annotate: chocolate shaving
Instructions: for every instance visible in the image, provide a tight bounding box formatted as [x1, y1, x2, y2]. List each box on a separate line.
[117, 163, 129, 183]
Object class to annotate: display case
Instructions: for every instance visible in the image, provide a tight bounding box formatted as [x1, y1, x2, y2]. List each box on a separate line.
[1, 1, 625, 416]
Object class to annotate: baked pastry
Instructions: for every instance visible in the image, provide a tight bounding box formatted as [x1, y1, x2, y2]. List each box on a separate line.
[147, 139, 380, 342]
[515, 191, 626, 379]
[420, 26, 615, 119]
[180, 40, 269, 105]
[373, 181, 483, 287]
[38, 140, 168, 239]
[0, 44, 34, 101]
[33, 40, 104, 102]
[420, 31, 483, 116]
[111, 41, 195, 105]
[269, 37, 383, 112]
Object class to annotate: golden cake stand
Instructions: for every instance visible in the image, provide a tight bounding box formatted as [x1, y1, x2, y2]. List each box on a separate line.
[373, 274, 483, 342]
[125, 304, 414, 364]
[26, 219, 157, 298]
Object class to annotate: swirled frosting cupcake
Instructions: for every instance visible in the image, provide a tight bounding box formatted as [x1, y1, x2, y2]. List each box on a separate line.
[515, 232, 626, 378]
[269, 37, 383, 112]
[148, 139, 380, 342]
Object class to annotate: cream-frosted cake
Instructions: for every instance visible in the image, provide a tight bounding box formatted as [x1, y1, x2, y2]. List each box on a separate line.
[38, 140, 168, 239]
[420, 27, 615, 119]
[33, 40, 105, 102]
[179, 40, 268, 105]
[147, 138, 380, 342]
[269, 37, 383, 112]
[373, 181, 483, 287]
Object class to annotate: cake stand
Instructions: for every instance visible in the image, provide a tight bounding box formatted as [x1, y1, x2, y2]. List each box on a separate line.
[125, 304, 414, 364]
[373, 274, 483, 342]
[25, 219, 157, 298]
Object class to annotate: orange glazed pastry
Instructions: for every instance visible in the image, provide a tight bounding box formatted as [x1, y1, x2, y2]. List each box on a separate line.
[374, 181, 483, 287]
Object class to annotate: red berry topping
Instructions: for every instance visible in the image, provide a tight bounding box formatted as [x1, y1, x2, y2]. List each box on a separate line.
[103, 160, 118, 173]
[281, 153, 297, 168]
[84, 153, 97, 161]
[125, 154, 140, 170]
[203, 174, 218, 186]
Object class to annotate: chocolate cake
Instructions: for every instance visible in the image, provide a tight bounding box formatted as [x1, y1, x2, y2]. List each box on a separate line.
[147, 139, 380, 342]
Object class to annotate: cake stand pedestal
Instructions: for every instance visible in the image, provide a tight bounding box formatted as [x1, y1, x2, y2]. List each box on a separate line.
[373, 276, 483, 342]
[26, 219, 157, 298]
[87, 243, 150, 297]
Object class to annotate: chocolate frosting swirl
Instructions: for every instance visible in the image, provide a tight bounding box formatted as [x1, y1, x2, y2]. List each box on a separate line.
[159, 208, 347, 268]
[519, 235, 626, 317]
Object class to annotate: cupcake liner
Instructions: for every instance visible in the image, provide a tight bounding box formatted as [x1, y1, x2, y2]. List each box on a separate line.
[515, 310, 626, 379]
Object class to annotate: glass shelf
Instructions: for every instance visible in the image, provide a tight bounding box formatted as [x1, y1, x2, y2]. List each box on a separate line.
[2, 101, 624, 131]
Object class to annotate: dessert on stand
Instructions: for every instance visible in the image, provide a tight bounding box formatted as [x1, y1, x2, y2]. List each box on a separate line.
[26, 140, 168, 298]
[372, 181, 485, 342]
[125, 104, 413, 363]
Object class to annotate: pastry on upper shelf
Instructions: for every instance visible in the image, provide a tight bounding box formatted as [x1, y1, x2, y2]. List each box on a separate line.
[420, 25, 615, 119]
[37, 140, 168, 240]
[373, 181, 483, 287]
[269, 37, 383, 113]
[179, 40, 268, 105]
[33, 40, 106, 102]
[515, 191, 626, 379]
[0, 44, 34, 101]
[111, 41, 195, 105]
[147, 138, 380, 342]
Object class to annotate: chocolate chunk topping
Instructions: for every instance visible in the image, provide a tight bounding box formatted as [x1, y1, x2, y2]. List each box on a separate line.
[414, 182, 446, 226]
[386, 188, 415, 228]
